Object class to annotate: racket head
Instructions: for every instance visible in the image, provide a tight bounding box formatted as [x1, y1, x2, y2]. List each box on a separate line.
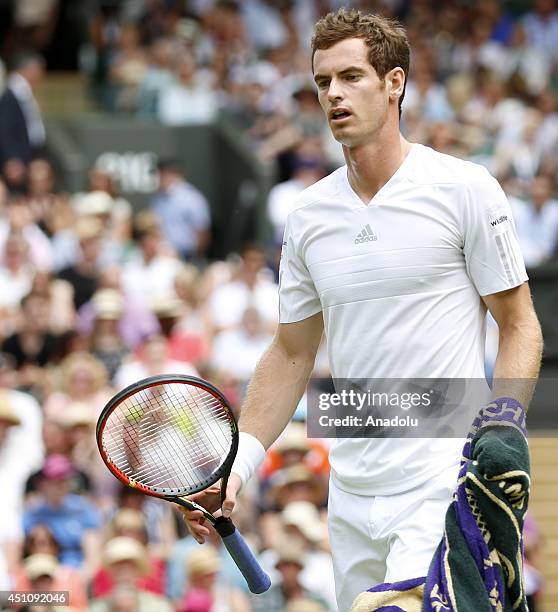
[96, 375, 238, 499]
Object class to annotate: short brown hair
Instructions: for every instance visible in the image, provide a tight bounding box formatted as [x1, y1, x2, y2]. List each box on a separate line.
[311, 8, 410, 117]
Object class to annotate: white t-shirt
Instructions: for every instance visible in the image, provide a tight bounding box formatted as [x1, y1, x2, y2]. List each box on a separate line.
[267, 178, 307, 244]
[210, 328, 273, 380]
[121, 254, 183, 302]
[208, 279, 279, 330]
[279, 143, 528, 495]
[510, 197, 558, 267]
[0, 390, 44, 541]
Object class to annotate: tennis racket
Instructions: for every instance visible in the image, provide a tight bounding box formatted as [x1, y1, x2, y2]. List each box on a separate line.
[96, 374, 271, 594]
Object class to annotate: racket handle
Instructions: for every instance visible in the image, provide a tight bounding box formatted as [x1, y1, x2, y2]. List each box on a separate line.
[214, 517, 271, 594]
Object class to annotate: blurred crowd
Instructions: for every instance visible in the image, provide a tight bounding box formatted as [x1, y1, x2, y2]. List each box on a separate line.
[0, 0, 555, 610]
[1, 1, 558, 260]
[0, 149, 334, 610]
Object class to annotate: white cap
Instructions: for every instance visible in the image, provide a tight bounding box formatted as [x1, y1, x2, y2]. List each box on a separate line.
[282, 501, 327, 544]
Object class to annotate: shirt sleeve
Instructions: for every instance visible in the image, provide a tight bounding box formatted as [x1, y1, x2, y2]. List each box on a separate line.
[462, 168, 528, 296]
[278, 213, 322, 323]
[188, 189, 211, 231]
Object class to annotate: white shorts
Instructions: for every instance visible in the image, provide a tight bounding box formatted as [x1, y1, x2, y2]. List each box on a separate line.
[327, 464, 459, 612]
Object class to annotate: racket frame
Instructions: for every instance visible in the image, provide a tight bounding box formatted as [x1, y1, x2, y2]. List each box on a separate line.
[96, 374, 238, 501]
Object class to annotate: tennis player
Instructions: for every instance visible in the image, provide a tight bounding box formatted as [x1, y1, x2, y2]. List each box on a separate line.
[182, 9, 543, 610]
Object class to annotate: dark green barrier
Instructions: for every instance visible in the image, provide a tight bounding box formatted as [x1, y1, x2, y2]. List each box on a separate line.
[45, 116, 274, 259]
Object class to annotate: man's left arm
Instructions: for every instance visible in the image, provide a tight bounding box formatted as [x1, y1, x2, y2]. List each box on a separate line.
[483, 282, 543, 409]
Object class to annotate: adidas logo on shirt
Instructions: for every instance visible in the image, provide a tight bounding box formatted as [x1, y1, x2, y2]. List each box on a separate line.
[355, 224, 378, 244]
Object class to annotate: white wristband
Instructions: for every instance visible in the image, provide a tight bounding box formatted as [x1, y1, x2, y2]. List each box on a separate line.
[231, 432, 266, 490]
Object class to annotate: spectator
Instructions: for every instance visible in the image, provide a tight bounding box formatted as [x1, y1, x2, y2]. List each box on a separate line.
[167, 264, 211, 366]
[13, 527, 88, 610]
[86, 167, 133, 252]
[523, 513, 544, 611]
[167, 535, 248, 603]
[0, 51, 45, 191]
[0, 233, 34, 311]
[1, 293, 61, 380]
[70, 190, 126, 268]
[92, 509, 166, 598]
[23, 454, 102, 577]
[77, 266, 158, 351]
[251, 539, 328, 612]
[158, 52, 218, 125]
[88, 289, 130, 381]
[280, 502, 335, 611]
[260, 499, 335, 610]
[261, 422, 330, 481]
[26, 158, 60, 229]
[266, 465, 327, 512]
[150, 160, 211, 261]
[511, 174, 558, 267]
[20, 553, 86, 609]
[178, 546, 250, 612]
[404, 62, 455, 123]
[49, 404, 102, 494]
[89, 537, 172, 612]
[207, 243, 278, 334]
[149, 291, 211, 367]
[0, 195, 54, 272]
[0, 387, 43, 579]
[114, 485, 176, 561]
[24, 430, 93, 497]
[121, 211, 183, 301]
[58, 216, 103, 309]
[267, 157, 325, 248]
[496, 23, 551, 96]
[522, 0, 558, 65]
[28, 270, 76, 336]
[43, 352, 112, 423]
[137, 37, 175, 118]
[89, 2, 126, 108]
[109, 22, 148, 112]
[115, 333, 198, 390]
[210, 306, 273, 383]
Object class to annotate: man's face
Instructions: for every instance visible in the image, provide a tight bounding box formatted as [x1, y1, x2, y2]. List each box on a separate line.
[40, 478, 70, 505]
[313, 38, 390, 148]
[158, 168, 178, 191]
[531, 176, 552, 209]
[23, 296, 50, 331]
[111, 560, 141, 586]
[241, 249, 264, 275]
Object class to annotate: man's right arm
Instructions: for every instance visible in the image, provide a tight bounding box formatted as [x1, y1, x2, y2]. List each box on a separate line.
[180, 311, 323, 540]
[220, 312, 324, 514]
[237, 310, 324, 448]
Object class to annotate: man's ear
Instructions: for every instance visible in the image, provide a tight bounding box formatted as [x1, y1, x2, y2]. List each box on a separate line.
[387, 67, 406, 102]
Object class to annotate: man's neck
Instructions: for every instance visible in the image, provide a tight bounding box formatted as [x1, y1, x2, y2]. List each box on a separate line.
[343, 132, 412, 204]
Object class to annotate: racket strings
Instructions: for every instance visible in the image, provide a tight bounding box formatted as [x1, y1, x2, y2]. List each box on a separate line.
[108, 387, 227, 488]
[101, 382, 234, 494]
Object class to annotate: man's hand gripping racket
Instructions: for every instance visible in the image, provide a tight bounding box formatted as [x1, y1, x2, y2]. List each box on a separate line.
[96, 374, 271, 594]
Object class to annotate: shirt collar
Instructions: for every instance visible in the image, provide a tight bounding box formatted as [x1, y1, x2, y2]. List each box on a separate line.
[8, 73, 33, 102]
